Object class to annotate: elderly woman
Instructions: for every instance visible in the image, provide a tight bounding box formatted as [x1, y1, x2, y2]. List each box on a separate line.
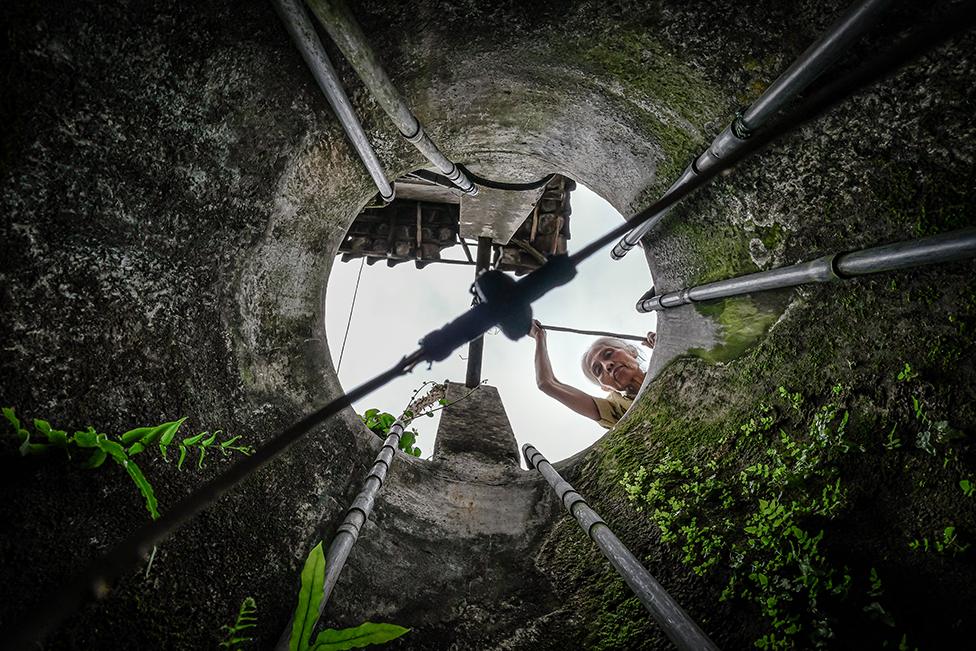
[529, 319, 656, 429]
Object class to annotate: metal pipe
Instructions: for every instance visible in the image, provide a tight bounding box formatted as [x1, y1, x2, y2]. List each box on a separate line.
[741, 0, 893, 130]
[306, 0, 478, 196]
[465, 237, 492, 387]
[637, 228, 976, 312]
[272, 0, 394, 202]
[274, 422, 404, 651]
[523, 444, 719, 651]
[612, 0, 892, 259]
[835, 227, 976, 276]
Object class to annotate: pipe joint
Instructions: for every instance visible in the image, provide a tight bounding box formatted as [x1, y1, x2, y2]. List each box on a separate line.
[636, 286, 661, 313]
[732, 110, 753, 139]
[337, 522, 360, 539]
[522, 444, 541, 469]
[379, 444, 398, 462]
[817, 253, 843, 281]
[442, 163, 462, 183]
[400, 119, 424, 143]
[350, 493, 375, 518]
[611, 241, 633, 260]
[562, 490, 586, 512]
[574, 506, 606, 539]
[367, 461, 389, 487]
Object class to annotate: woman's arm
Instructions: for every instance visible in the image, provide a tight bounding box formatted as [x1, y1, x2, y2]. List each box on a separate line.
[530, 320, 601, 421]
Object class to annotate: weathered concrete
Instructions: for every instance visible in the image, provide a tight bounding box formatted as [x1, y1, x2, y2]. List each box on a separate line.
[1, 0, 974, 649]
[433, 382, 521, 469]
[323, 387, 566, 648]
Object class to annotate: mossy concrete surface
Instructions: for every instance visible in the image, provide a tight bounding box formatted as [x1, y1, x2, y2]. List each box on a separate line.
[1, 0, 975, 648]
[549, 1, 976, 647]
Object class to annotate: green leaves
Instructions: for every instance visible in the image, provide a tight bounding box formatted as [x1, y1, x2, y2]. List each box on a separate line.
[360, 409, 422, 457]
[4, 407, 68, 455]
[175, 429, 253, 470]
[311, 623, 410, 650]
[911, 525, 970, 556]
[960, 479, 974, 497]
[290, 541, 327, 651]
[73, 425, 160, 519]
[219, 596, 258, 649]
[122, 417, 187, 459]
[34, 419, 68, 448]
[289, 542, 408, 651]
[122, 457, 159, 520]
[397, 430, 422, 457]
[896, 362, 918, 382]
[2, 408, 252, 521]
[628, 392, 858, 647]
[361, 410, 396, 435]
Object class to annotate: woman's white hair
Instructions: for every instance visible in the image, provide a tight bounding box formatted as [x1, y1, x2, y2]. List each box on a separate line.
[581, 337, 644, 386]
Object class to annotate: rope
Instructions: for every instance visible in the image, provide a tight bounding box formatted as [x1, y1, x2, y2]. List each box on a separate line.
[412, 166, 555, 192]
[12, 10, 972, 647]
[336, 257, 365, 372]
[455, 164, 555, 192]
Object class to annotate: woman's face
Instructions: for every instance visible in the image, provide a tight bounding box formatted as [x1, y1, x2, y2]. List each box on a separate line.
[586, 344, 644, 393]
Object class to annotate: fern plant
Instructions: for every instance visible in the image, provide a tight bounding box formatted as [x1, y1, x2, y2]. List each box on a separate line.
[289, 541, 408, 651]
[2, 407, 254, 520]
[219, 596, 258, 650]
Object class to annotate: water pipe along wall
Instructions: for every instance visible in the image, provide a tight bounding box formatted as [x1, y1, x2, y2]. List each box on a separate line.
[1, 0, 974, 648]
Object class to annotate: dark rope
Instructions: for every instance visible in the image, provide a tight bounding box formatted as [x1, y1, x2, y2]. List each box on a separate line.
[456, 163, 556, 191]
[10, 8, 973, 647]
[410, 166, 554, 193]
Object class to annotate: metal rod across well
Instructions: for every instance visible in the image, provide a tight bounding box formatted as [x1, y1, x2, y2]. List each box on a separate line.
[523, 444, 719, 651]
[306, 0, 478, 196]
[538, 323, 646, 342]
[637, 228, 976, 312]
[272, 0, 394, 202]
[611, 0, 892, 259]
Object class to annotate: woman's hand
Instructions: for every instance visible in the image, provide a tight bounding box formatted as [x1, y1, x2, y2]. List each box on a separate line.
[642, 331, 656, 349]
[529, 319, 547, 343]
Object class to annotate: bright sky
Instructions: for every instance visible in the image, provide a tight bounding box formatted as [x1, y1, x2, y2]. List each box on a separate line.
[325, 184, 656, 463]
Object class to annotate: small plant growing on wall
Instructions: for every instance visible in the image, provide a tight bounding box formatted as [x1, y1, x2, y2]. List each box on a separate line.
[358, 381, 484, 458]
[2, 407, 254, 520]
[287, 542, 408, 650]
[219, 596, 258, 649]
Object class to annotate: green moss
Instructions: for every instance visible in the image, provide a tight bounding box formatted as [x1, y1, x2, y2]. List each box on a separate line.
[241, 366, 255, 387]
[689, 297, 781, 363]
[587, 586, 652, 650]
[548, 266, 976, 647]
[755, 222, 783, 251]
[570, 29, 725, 188]
[667, 219, 758, 286]
[868, 158, 976, 237]
[735, 54, 781, 106]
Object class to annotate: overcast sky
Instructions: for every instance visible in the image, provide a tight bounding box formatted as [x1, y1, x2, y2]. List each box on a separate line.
[325, 185, 656, 463]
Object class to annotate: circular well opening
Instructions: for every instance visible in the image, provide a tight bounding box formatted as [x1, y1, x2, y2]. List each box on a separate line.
[325, 175, 656, 463]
